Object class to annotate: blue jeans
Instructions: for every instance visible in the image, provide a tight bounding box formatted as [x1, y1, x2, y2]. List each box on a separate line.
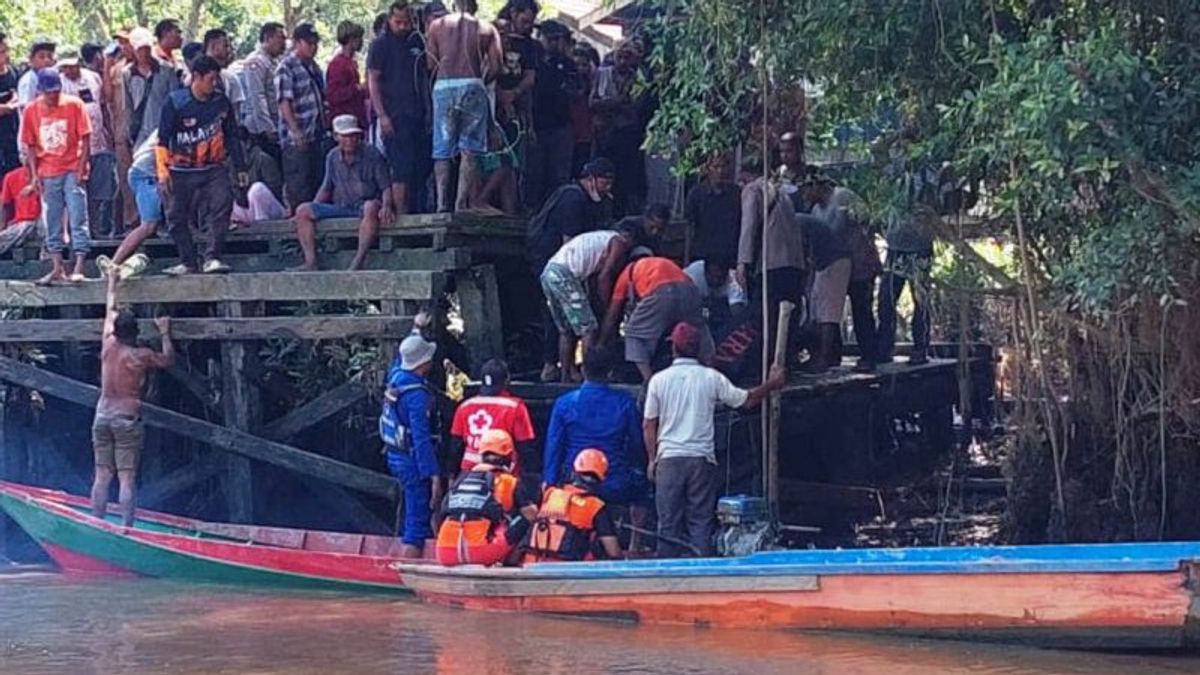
[43, 171, 89, 255]
[386, 450, 433, 546]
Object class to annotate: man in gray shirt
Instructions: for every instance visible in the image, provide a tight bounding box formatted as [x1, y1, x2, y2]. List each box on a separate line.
[878, 165, 938, 366]
[237, 22, 286, 162]
[291, 114, 394, 271]
[123, 27, 180, 150]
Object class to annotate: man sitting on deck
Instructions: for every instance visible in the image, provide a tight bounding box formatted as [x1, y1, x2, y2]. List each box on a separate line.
[523, 449, 622, 562]
[92, 273, 175, 527]
[291, 114, 395, 271]
[435, 429, 539, 566]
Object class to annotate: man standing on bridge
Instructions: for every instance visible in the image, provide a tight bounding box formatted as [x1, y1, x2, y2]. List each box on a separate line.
[92, 273, 175, 527]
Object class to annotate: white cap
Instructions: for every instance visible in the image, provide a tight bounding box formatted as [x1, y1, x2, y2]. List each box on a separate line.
[399, 334, 437, 371]
[332, 114, 363, 136]
[130, 27, 154, 51]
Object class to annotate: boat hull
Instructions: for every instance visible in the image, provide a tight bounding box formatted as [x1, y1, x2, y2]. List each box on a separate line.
[396, 547, 1200, 650]
[0, 481, 408, 593]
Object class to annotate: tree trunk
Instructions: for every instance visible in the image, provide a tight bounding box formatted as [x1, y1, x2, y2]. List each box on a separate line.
[186, 0, 206, 40]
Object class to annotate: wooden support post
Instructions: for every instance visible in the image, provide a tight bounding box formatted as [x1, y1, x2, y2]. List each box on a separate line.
[218, 301, 260, 523]
[767, 301, 795, 508]
[0, 355, 398, 498]
[455, 265, 504, 370]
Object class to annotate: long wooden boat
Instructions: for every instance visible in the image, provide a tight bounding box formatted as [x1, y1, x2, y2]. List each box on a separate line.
[395, 543, 1200, 650]
[0, 480, 409, 592]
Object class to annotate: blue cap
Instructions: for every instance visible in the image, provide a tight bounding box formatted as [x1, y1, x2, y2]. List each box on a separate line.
[36, 68, 62, 94]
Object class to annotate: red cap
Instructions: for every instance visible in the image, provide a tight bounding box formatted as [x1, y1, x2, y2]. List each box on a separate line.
[670, 322, 702, 356]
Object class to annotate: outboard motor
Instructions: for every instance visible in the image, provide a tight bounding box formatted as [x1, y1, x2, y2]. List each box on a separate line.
[715, 495, 777, 557]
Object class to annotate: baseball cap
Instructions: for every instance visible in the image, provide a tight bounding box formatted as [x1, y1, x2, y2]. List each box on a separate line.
[36, 68, 62, 93]
[581, 157, 616, 179]
[670, 322, 702, 356]
[293, 23, 320, 44]
[129, 27, 154, 51]
[29, 37, 56, 56]
[57, 49, 80, 67]
[537, 20, 571, 38]
[332, 114, 363, 136]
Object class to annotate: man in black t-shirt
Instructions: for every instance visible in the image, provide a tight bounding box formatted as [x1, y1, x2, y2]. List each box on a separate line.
[0, 34, 20, 176]
[529, 157, 615, 381]
[368, 2, 432, 214]
[526, 20, 577, 212]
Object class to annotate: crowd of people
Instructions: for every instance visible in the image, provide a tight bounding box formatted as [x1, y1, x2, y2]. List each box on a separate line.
[65, 1, 936, 564]
[0, 0, 656, 282]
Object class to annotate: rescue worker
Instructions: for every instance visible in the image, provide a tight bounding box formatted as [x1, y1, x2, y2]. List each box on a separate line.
[523, 449, 623, 563]
[435, 429, 539, 567]
[381, 333, 442, 559]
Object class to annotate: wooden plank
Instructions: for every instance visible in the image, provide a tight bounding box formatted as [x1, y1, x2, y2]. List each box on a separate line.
[0, 249, 474, 280]
[261, 379, 370, 441]
[0, 271, 435, 308]
[0, 355, 398, 500]
[0, 316, 413, 342]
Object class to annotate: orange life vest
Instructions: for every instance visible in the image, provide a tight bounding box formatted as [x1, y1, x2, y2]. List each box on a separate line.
[523, 485, 605, 563]
[437, 466, 517, 549]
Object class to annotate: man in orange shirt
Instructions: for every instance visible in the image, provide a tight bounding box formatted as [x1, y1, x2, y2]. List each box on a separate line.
[601, 251, 714, 382]
[20, 68, 91, 284]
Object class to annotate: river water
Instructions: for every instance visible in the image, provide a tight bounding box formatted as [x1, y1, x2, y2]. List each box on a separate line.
[2, 574, 1197, 674]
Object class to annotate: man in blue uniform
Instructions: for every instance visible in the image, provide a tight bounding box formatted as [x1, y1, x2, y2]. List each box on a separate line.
[383, 333, 442, 558]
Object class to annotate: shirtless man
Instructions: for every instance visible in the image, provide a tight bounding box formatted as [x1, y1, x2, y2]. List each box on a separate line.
[426, 0, 502, 212]
[91, 273, 175, 526]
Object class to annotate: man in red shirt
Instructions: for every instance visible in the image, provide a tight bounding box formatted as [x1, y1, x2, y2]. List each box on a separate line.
[326, 21, 368, 130]
[0, 165, 40, 229]
[602, 252, 714, 382]
[20, 67, 91, 284]
[450, 359, 536, 476]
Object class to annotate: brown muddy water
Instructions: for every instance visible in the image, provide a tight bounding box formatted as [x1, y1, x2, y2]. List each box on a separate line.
[1, 574, 1197, 674]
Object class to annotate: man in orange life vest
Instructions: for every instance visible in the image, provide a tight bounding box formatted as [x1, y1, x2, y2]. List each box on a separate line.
[435, 429, 539, 566]
[523, 448, 623, 562]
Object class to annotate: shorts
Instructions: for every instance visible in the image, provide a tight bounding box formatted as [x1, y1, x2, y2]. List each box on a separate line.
[598, 467, 654, 508]
[623, 281, 713, 364]
[810, 257, 852, 324]
[540, 262, 597, 337]
[92, 413, 144, 471]
[432, 78, 489, 160]
[127, 167, 162, 224]
[309, 202, 366, 220]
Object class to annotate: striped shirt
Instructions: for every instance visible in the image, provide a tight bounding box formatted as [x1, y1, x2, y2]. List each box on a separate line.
[274, 53, 325, 145]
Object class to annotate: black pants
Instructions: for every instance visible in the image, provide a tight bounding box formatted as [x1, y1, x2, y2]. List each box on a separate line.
[596, 128, 646, 217]
[847, 278, 879, 362]
[877, 250, 932, 359]
[752, 267, 804, 368]
[656, 456, 720, 558]
[282, 142, 326, 210]
[166, 168, 233, 268]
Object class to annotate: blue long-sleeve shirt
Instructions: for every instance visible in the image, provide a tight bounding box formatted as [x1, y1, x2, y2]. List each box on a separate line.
[544, 382, 645, 485]
[386, 365, 439, 479]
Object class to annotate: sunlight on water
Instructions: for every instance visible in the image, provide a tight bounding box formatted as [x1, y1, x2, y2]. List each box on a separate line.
[1, 576, 1197, 674]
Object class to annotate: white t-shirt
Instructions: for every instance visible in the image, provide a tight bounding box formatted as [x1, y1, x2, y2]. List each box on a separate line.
[644, 358, 749, 462]
[61, 70, 111, 153]
[549, 230, 618, 279]
[684, 260, 748, 307]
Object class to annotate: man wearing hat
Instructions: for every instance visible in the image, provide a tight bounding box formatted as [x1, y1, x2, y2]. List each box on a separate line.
[123, 26, 182, 152]
[527, 157, 615, 380]
[291, 113, 394, 270]
[383, 332, 443, 558]
[61, 49, 118, 239]
[21, 67, 93, 284]
[526, 18, 577, 210]
[643, 322, 786, 557]
[276, 22, 328, 210]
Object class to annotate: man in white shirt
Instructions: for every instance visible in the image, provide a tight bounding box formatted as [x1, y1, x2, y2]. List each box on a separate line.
[643, 322, 785, 557]
[61, 49, 117, 238]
